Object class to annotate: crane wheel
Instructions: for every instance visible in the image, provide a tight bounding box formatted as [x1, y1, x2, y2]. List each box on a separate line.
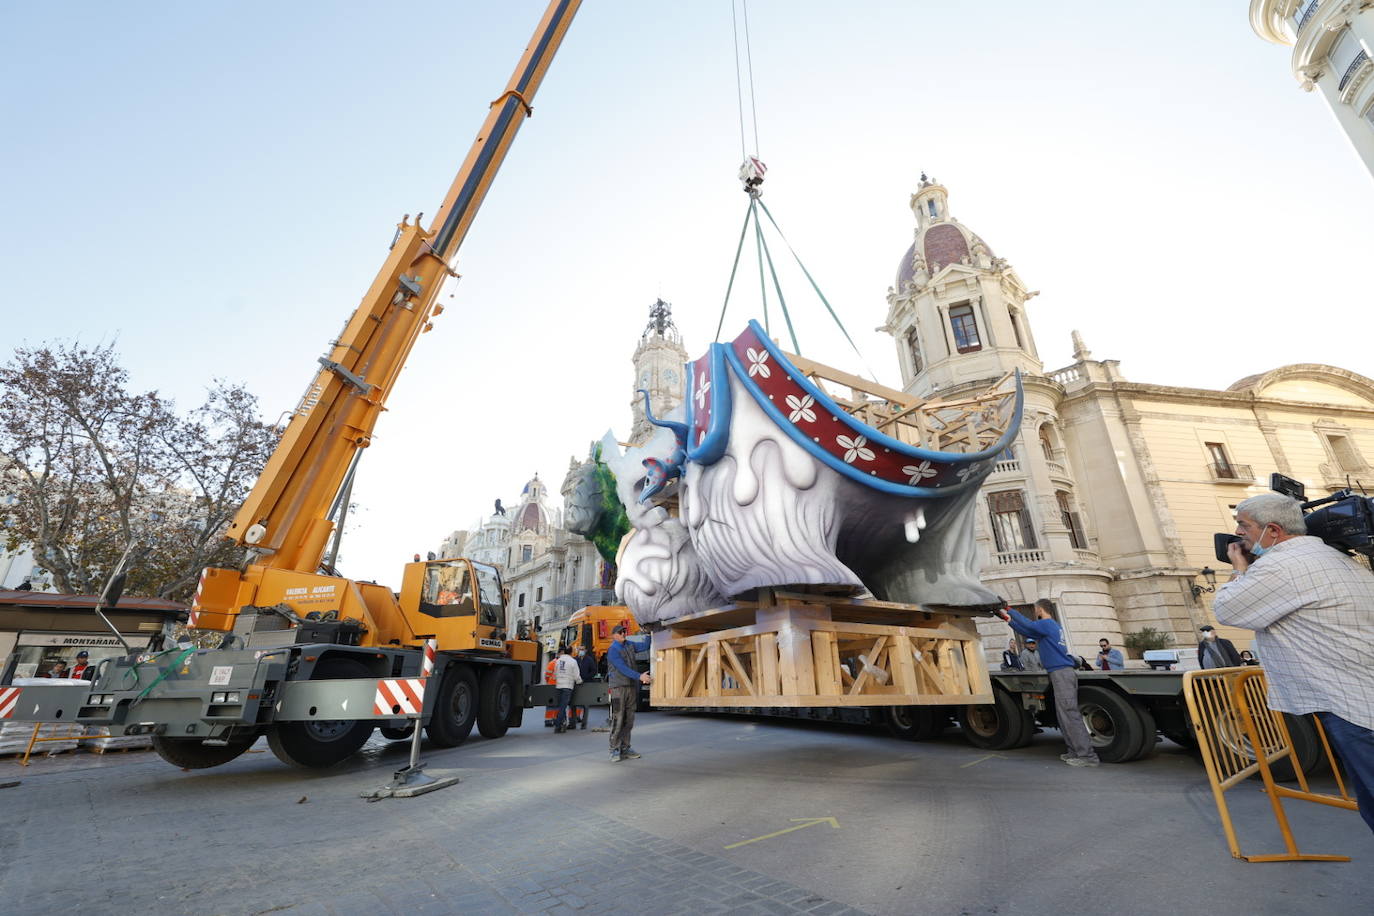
[152, 734, 258, 769]
[379, 724, 415, 741]
[426, 664, 478, 748]
[476, 667, 515, 739]
[266, 657, 376, 768]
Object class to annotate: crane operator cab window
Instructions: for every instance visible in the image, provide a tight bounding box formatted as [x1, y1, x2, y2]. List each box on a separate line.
[470, 561, 505, 628]
[419, 561, 477, 618]
[418, 560, 503, 627]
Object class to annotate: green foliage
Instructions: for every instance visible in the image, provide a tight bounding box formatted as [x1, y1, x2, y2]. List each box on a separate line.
[1123, 627, 1175, 654]
[588, 445, 629, 569]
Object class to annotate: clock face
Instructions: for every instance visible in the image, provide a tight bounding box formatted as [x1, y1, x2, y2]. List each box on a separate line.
[663, 369, 678, 387]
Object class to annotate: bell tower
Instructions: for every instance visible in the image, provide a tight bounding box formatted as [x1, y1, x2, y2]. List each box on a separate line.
[882, 175, 1042, 398]
[630, 299, 688, 444]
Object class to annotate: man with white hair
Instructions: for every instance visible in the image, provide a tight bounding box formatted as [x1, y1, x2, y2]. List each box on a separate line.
[1213, 491, 1374, 835]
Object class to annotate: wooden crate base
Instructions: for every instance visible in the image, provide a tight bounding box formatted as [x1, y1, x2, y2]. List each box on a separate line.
[651, 589, 992, 708]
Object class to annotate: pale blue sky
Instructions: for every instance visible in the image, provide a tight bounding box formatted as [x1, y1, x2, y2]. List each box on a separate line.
[3, 2, 1372, 582]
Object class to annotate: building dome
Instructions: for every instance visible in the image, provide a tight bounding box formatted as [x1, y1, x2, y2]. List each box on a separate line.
[894, 177, 995, 290]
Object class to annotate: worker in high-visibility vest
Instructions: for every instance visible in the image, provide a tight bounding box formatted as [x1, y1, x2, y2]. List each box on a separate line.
[544, 649, 559, 726]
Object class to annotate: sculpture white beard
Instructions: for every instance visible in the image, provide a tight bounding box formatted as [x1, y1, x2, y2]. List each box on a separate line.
[682, 372, 858, 595]
[615, 506, 725, 624]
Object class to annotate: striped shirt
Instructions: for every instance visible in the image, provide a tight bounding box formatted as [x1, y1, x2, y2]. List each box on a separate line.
[1213, 535, 1374, 730]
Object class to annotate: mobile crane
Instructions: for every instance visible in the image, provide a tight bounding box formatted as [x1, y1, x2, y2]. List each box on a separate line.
[0, 0, 599, 770]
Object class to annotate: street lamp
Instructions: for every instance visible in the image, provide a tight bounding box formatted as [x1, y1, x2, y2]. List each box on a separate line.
[1190, 566, 1217, 599]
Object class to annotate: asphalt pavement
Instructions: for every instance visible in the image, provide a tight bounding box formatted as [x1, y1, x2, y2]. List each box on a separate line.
[0, 708, 1366, 915]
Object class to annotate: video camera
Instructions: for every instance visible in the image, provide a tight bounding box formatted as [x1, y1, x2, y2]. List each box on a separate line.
[1215, 472, 1374, 562]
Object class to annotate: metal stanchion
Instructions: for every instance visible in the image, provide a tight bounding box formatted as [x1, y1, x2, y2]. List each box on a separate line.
[362, 640, 461, 800]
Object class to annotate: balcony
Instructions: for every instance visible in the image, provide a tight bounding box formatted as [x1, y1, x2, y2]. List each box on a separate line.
[1049, 366, 1081, 386]
[1045, 459, 1069, 479]
[991, 459, 1021, 476]
[994, 549, 1045, 566]
[1339, 50, 1369, 93]
[1207, 462, 1253, 483]
[1074, 548, 1099, 564]
[1296, 0, 1321, 32]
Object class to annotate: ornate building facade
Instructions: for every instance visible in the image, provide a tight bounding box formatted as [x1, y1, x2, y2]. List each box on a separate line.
[883, 178, 1374, 658]
[438, 301, 689, 647]
[1251, 0, 1374, 177]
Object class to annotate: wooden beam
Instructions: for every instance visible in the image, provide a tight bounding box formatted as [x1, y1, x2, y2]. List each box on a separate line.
[781, 350, 922, 408]
[719, 640, 756, 696]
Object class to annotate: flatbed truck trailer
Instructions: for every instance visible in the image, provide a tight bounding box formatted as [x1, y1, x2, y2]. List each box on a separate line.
[676, 667, 1331, 780]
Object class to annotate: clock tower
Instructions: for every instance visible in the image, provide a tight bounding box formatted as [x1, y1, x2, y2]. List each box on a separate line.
[630, 298, 688, 444]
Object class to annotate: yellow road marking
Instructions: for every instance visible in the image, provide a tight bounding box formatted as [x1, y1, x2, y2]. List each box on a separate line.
[724, 816, 840, 850]
[960, 753, 1008, 768]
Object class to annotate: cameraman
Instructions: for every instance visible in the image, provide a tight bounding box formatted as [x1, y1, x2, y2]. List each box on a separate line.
[1213, 492, 1374, 835]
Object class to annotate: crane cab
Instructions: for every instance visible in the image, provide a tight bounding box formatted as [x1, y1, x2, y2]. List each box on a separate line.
[399, 558, 516, 654]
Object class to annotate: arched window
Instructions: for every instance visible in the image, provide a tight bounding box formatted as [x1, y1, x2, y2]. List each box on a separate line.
[949, 304, 981, 353]
[1056, 490, 1087, 550]
[906, 327, 924, 374]
[1039, 426, 1055, 461]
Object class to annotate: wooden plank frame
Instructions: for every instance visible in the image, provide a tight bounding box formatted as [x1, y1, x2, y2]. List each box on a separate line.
[650, 594, 992, 708]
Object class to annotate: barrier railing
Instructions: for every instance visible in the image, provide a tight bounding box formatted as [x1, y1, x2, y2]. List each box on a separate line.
[1183, 666, 1357, 862]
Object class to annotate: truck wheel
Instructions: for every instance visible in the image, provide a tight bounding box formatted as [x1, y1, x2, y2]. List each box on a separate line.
[1077, 685, 1147, 764]
[885, 706, 943, 741]
[958, 690, 1031, 750]
[267, 657, 376, 768]
[476, 667, 515, 739]
[1258, 713, 1329, 781]
[379, 724, 414, 741]
[427, 664, 478, 748]
[152, 734, 257, 769]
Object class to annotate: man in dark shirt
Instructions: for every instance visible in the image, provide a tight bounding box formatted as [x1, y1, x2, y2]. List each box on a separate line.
[1197, 625, 1243, 669]
[571, 647, 598, 729]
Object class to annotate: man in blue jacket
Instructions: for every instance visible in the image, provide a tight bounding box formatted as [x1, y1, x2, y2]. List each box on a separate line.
[606, 625, 652, 762]
[995, 599, 1100, 767]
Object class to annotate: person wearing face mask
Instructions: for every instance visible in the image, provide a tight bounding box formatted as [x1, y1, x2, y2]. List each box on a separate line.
[1196, 625, 1242, 669]
[1213, 491, 1374, 836]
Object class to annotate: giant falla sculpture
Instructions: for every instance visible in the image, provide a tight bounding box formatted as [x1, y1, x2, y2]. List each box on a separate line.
[612, 320, 1023, 625]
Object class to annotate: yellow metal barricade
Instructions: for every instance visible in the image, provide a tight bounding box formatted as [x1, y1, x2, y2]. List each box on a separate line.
[16, 722, 96, 766]
[1183, 666, 1358, 862]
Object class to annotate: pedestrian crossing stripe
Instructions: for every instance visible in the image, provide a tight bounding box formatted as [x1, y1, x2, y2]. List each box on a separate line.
[373, 678, 425, 717]
[0, 686, 20, 719]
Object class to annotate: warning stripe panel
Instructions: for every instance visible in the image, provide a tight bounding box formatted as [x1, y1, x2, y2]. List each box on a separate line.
[0, 686, 20, 719]
[372, 678, 426, 717]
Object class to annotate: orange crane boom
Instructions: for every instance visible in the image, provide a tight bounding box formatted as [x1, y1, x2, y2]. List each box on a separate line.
[194, 0, 582, 633]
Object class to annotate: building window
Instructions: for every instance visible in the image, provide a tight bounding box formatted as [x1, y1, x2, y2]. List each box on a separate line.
[1291, 0, 1321, 32]
[518, 593, 526, 608]
[906, 327, 924, 374]
[1039, 427, 1055, 461]
[521, 545, 533, 563]
[1056, 490, 1087, 550]
[1009, 308, 1025, 349]
[927, 198, 938, 219]
[1205, 442, 1237, 478]
[988, 490, 1037, 552]
[949, 304, 982, 353]
[535, 586, 543, 601]
[1326, 433, 1364, 472]
[1329, 28, 1364, 90]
